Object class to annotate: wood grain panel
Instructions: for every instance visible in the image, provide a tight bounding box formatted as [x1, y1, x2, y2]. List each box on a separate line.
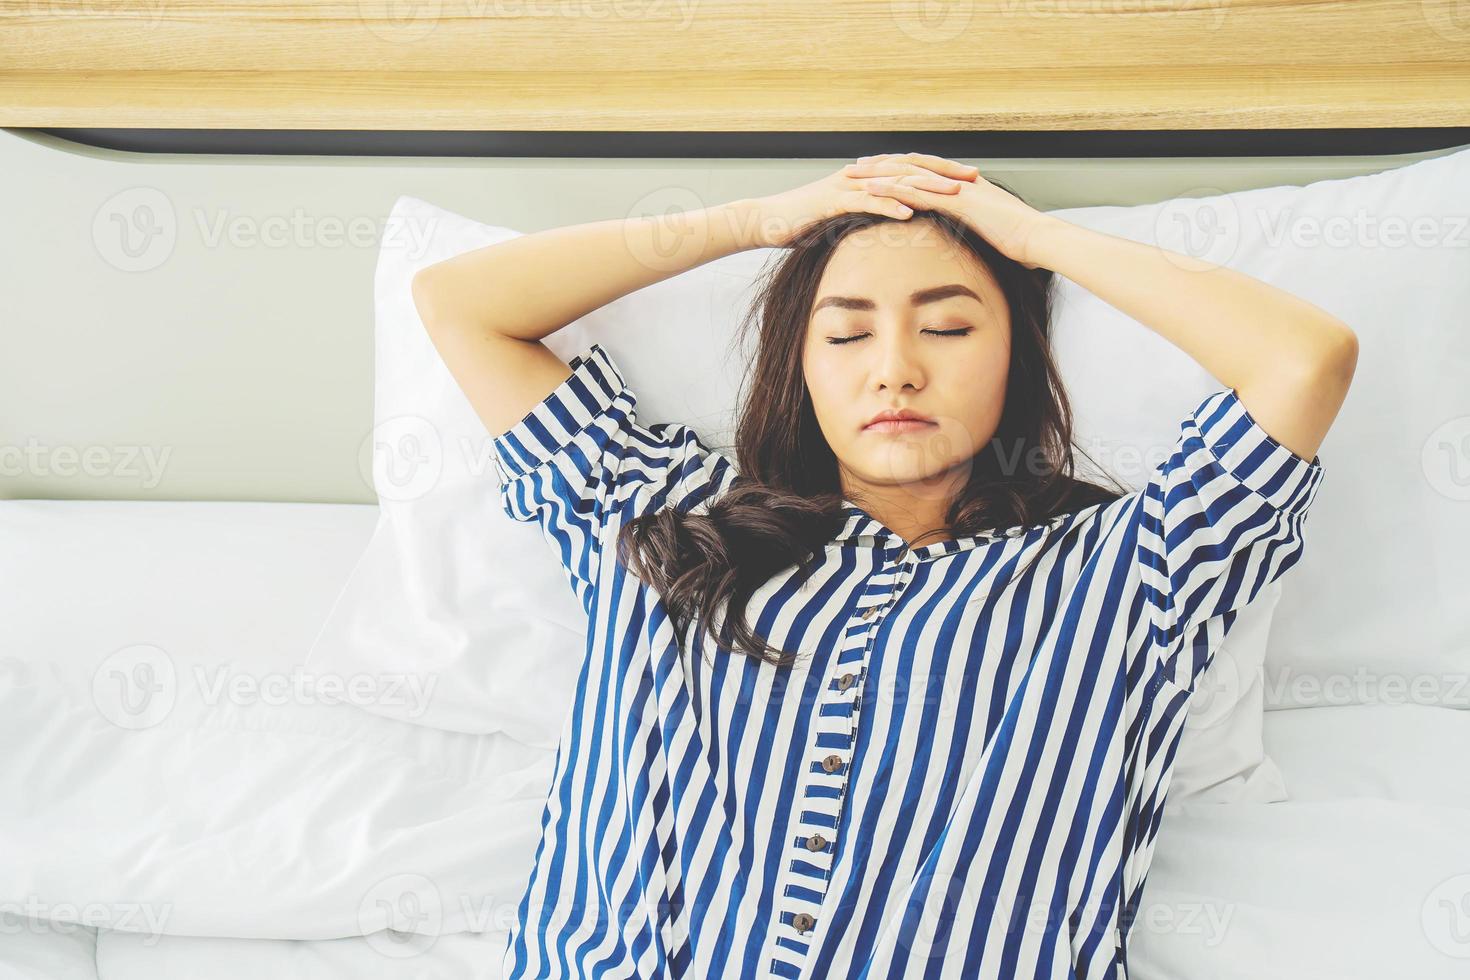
[2, 1, 1467, 129]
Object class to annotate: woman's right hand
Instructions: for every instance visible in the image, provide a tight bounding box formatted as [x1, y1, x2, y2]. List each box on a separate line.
[747, 153, 981, 248]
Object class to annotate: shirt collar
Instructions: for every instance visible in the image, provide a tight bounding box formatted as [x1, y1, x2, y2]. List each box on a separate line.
[834, 497, 1061, 558]
[833, 498, 900, 546]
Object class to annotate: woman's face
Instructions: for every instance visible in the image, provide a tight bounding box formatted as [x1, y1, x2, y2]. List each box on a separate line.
[802, 220, 1012, 511]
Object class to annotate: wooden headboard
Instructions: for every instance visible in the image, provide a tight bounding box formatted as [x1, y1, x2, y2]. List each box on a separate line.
[3, 0, 1468, 131]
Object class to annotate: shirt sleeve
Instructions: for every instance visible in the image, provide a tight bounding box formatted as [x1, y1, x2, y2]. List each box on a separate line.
[490, 342, 734, 608]
[1130, 386, 1326, 684]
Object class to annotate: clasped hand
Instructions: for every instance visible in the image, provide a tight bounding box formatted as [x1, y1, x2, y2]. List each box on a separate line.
[751, 151, 1049, 269]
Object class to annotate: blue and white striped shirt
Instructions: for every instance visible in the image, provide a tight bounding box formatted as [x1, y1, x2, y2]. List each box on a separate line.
[491, 343, 1323, 980]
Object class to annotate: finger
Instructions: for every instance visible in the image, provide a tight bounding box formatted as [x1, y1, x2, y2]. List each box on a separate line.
[883, 152, 980, 180]
[843, 161, 919, 179]
[844, 165, 966, 195]
[862, 171, 964, 194]
[913, 154, 980, 180]
[868, 198, 913, 219]
[865, 179, 933, 200]
[858, 186, 917, 218]
[845, 160, 975, 186]
[845, 188, 912, 219]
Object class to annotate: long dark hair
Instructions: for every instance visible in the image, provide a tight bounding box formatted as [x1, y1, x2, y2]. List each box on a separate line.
[614, 199, 1127, 669]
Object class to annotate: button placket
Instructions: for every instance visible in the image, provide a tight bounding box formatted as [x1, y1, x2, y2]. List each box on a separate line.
[770, 543, 909, 978]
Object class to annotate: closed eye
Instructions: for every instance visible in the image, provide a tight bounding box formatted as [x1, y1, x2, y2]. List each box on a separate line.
[825, 326, 973, 346]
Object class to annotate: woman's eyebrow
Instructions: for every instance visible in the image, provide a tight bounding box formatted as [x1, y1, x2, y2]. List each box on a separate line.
[812, 283, 984, 314]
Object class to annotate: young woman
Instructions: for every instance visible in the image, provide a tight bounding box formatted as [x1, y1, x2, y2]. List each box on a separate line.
[412, 153, 1356, 980]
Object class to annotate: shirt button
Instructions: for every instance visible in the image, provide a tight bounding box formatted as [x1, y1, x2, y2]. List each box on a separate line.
[837, 672, 856, 691]
[805, 833, 827, 851]
[860, 605, 877, 620]
[792, 912, 816, 933]
[821, 754, 843, 773]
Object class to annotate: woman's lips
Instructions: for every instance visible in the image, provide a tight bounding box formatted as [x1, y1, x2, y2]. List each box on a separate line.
[863, 419, 937, 434]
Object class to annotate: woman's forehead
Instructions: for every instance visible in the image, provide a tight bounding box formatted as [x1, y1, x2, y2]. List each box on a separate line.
[820, 229, 999, 297]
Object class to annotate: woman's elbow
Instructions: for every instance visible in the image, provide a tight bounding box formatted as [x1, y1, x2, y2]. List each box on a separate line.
[1320, 321, 1359, 391]
[1291, 317, 1359, 395]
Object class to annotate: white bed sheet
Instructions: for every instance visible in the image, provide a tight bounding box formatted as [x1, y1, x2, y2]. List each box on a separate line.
[94, 929, 512, 979]
[77, 794, 1470, 980]
[1263, 703, 1470, 808]
[0, 501, 543, 976]
[2, 501, 1465, 980]
[1133, 797, 1470, 979]
[0, 912, 98, 980]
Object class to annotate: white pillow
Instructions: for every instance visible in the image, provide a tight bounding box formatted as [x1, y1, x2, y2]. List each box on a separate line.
[1168, 582, 1286, 804]
[1042, 144, 1470, 712]
[307, 196, 767, 743]
[308, 193, 1325, 803]
[306, 197, 595, 744]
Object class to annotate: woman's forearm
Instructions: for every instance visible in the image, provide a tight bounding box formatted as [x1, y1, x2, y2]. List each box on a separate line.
[1025, 214, 1357, 390]
[1024, 213, 1357, 460]
[412, 198, 765, 343]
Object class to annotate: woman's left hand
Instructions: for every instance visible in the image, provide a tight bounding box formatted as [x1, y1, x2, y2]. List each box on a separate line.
[851, 153, 1052, 269]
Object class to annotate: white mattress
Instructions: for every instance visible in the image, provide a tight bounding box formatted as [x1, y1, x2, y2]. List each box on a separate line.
[2, 500, 1466, 979]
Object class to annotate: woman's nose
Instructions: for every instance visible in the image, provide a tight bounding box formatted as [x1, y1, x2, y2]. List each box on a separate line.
[871, 336, 924, 392]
